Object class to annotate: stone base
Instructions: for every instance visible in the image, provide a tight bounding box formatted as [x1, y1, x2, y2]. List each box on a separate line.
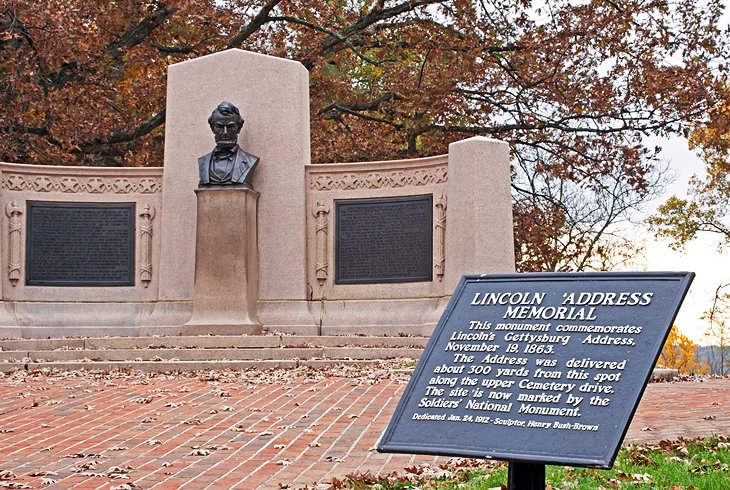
[0, 301, 191, 328]
[258, 297, 446, 336]
[259, 300, 320, 335]
[0, 296, 447, 339]
[0, 325, 185, 340]
[181, 323, 262, 336]
[317, 297, 446, 337]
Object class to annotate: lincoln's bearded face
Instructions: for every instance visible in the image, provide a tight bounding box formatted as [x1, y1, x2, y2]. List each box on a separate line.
[208, 102, 244, 150]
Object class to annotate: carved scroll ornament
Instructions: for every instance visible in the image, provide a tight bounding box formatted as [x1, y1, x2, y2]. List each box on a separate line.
[5, 201, 23, 286]
[313, 201, 330, 285]
[434, 194, 447, 282]
[139, 204, 156, 288]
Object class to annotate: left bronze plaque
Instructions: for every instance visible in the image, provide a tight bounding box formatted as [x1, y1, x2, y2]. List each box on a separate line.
[26, 202, 135, 286]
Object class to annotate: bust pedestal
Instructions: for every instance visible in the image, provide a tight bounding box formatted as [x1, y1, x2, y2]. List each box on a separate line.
[183, 187, 261, 335]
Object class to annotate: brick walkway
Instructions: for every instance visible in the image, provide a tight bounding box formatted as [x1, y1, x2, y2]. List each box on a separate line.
[0, 367, 728, 489]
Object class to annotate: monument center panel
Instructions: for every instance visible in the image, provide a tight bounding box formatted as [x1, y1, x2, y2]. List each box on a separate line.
[335, 195, 433, 284]
[25, 201, 136, 286]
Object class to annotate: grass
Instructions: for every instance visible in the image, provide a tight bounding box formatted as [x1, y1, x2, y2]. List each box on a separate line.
[329, 436, 730, 489]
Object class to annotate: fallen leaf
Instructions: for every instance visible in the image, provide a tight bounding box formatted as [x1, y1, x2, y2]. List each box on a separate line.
[0, 470, 16, 479]
[0, 482, 33, 488]
[110, 484, 142, 490]
[74, 460, 98, 472]
[29, 471, 57, 477]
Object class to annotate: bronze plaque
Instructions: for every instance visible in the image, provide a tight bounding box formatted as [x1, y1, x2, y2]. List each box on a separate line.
[26, 202, 135, 286]
[335, 195, 433, 284]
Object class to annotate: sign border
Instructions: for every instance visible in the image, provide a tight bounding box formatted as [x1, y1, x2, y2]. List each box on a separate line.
[378, 271, 695, 468]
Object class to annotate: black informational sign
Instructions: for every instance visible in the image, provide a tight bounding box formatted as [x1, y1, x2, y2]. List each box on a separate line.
[26, 202, 136, 286]
[335, 195, 432, 284]
[378, 272, 694, 468]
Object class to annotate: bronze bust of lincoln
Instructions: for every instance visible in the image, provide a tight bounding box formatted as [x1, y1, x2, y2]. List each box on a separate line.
[198, 101, 260, 188]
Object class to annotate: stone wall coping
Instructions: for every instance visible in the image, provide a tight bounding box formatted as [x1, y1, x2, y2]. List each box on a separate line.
[0, 162, 163, 177]
[308, 154, 447, 173]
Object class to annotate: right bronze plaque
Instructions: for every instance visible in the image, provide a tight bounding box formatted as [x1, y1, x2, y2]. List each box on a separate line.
[335, 195, 433, 284]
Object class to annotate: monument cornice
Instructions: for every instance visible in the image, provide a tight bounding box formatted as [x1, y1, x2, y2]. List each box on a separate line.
[0, 162, 163, 195]
[306, 155, 448, 191]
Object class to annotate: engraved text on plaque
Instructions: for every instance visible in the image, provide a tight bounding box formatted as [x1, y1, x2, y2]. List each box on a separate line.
[26, 202, 135, 286]
[335, 195, 433, 284]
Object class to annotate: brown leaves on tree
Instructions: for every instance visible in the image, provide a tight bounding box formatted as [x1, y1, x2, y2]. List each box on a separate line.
[1, 0, 723, 170]
[2, 0, 726, 271]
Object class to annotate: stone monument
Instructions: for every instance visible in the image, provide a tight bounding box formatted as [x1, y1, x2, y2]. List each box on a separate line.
[0, 49, 515, 339]
[156, 49, 315, 335]
[183, 102, 261, 335]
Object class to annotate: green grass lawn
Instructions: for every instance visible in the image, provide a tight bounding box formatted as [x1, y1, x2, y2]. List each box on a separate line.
[332, 436, 729, 489]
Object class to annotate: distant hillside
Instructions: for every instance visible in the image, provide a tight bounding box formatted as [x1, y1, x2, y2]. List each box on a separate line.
[697, 345, 729, 375]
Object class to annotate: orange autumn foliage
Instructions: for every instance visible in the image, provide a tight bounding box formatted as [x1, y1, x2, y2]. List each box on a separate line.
[659, 326, 710, 375]
[2, 1, 726, 271]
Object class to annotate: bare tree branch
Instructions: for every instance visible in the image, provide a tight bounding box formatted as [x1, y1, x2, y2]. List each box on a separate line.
[80, 110, 166, 150]
[107, 2, 177, 59]
[226, 0, 283, 49]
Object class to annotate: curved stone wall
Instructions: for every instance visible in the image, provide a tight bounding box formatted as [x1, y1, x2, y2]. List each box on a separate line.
[0, 163, 166, 335]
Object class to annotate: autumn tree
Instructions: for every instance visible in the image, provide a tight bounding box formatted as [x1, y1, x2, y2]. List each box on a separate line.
[1, 0, 726, 271]
[659, 325, 709, 375]
[702, 282, 730, 375]
[649, 87, 730, 251]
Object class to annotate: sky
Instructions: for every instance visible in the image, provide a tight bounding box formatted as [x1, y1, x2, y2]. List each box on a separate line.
[627, 3, 730, 345]
[638, 137, 728, 345]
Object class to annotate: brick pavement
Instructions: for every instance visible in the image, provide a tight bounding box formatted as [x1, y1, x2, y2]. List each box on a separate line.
[0, 367, 727, 489]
